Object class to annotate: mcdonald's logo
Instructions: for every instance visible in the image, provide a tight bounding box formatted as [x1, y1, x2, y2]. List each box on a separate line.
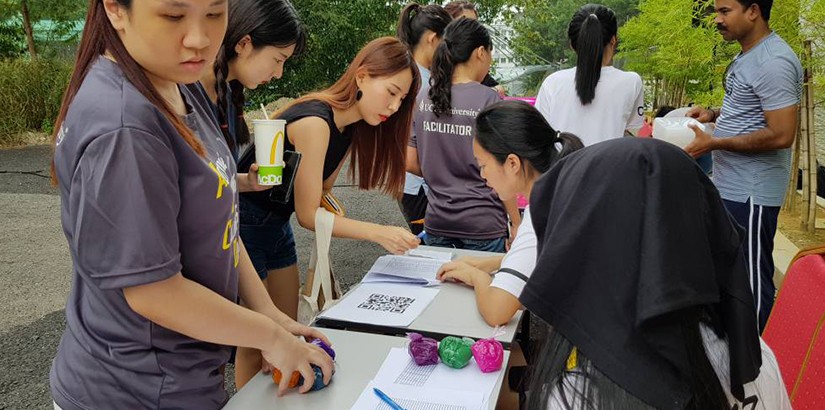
[270, 131, 284, 164]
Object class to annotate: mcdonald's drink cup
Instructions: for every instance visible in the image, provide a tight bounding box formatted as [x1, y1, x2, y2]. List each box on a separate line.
[253, 119, 286, 186]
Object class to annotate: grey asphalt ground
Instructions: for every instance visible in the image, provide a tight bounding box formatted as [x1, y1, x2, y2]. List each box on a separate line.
[0, 145, 409, 409]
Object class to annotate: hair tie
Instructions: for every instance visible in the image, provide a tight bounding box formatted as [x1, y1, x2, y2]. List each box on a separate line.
[589, 13, 598, 18]
[442, 40, 454, 60]
[556, 130, 562, 142]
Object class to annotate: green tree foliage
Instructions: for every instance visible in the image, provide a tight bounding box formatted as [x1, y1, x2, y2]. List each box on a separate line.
[620, 0, 732, 106]
[802, 0, 824, 92]
[620, 0, 804, 107]
[27, 0, 86, 40]
[248, 0, 517, 103]
[0, 0, 23, 58]
[471, 0, 511, 22]
[0, 18, 23, 58]
[0, 0, 86, 59]
[248, 0, 405, 104]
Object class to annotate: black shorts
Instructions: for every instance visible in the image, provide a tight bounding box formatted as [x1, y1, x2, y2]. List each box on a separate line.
[398, 187, 428, 235]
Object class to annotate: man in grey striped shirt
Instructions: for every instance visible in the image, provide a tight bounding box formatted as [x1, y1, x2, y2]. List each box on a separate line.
[685, 0, 802, 332]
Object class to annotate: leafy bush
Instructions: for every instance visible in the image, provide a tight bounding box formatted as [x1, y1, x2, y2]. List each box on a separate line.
[0, 57, 72, 145]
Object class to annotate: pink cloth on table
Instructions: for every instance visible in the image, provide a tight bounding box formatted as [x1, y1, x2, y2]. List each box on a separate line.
[517, 194, 528, 209]
[503, 96, 536, 106]
[638, 121, 653, 138]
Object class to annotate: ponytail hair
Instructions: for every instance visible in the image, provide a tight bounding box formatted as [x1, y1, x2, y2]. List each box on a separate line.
[214, 0, 305, 151]
[475, 100, 583, 177]
[567, 4, 618, 105]
[396, 3, 451, 50]
[429, 17, 490, 117]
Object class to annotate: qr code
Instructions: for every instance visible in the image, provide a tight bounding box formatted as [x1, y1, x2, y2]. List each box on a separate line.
[357, 293, 415, 314]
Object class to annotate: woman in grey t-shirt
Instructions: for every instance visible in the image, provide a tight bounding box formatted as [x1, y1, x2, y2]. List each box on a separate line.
[407, 17, 521, 252]
[394, 2, 452, 235]
[48, 1, 332, 409]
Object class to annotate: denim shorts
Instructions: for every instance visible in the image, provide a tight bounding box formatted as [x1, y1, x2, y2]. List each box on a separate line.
[239, 197, 298, 279]
[423, 234, 506, 253]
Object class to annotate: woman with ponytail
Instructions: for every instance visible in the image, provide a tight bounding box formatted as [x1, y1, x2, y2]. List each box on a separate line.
[236, 37, 421, 382]
[437, 100, 583, 326]
[49, 1, 332, 408]
[534, 4, 644, 146]
[408, 17, 520, 253]
[443, 1, 505, 94]
[395, 2, 451, 235]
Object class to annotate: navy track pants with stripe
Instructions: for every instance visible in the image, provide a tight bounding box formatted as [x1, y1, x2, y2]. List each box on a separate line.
[723, 198, 779, 333]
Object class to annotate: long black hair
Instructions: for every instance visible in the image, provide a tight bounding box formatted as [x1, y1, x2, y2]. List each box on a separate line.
[213, 0, 305, 151]
[396, 3, 451, 51]
[475, 100, 582, 177]
[524, 308, 730, 410]
[567, 4, 618, 105]
[429, 17, 491, 117]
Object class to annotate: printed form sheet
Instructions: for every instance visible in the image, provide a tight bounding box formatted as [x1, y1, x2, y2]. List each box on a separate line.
[350, 347, 504, 410]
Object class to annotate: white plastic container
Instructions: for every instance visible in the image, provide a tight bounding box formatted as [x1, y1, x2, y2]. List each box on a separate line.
[652, 117, 706, 149]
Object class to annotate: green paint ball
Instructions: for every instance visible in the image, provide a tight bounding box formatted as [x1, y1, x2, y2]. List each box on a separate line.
[438, 336, 475, 369]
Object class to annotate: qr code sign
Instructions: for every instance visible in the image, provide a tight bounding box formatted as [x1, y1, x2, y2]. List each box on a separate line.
[357, 293, 415, 314]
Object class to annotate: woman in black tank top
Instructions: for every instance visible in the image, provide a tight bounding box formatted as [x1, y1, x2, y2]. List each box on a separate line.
[235, 37, 423, 382]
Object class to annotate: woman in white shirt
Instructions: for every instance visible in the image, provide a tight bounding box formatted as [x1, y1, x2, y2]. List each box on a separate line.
[436, 100, 583, 326]
[534, 4, 644, 146]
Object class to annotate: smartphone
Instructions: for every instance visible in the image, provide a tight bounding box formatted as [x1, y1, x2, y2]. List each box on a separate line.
[268, 150, 301, 204]
[237, 146, 302, 204]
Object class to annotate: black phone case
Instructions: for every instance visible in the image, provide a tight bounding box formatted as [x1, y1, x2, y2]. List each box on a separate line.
[267, 150, 301, 204]
[237, 146, 302, 204]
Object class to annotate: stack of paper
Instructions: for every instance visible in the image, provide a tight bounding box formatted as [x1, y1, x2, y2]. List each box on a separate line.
[407, 248, 454, 262]
[361, 255, 447, 287]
